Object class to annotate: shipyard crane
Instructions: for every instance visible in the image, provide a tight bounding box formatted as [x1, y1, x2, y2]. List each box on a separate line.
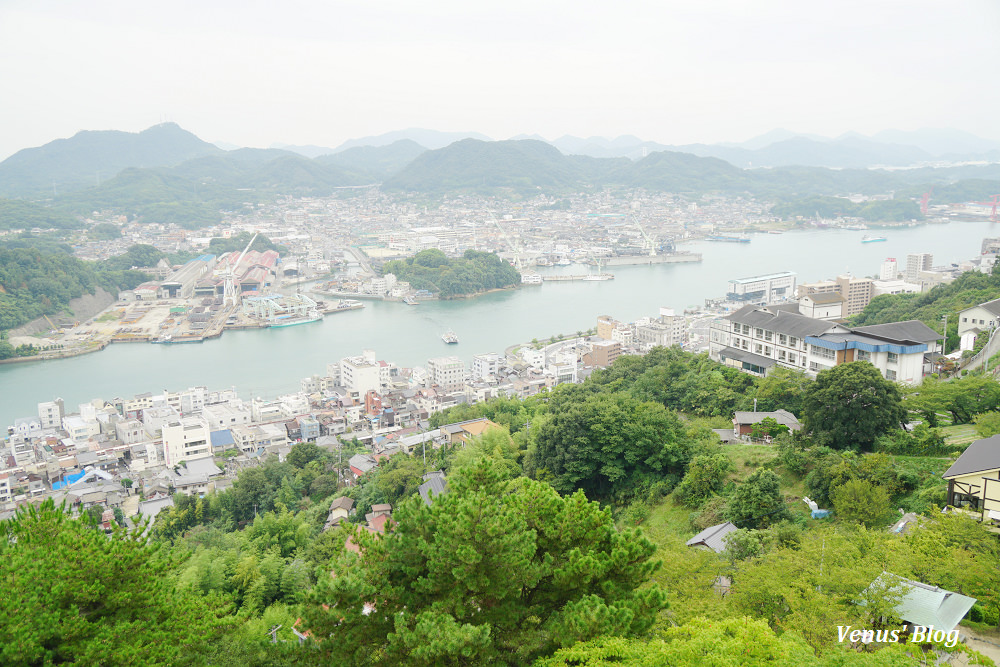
[487, 210, 523, 270]
[630, 214, 657, 256]
[972, 194, 1000, 222]
[223, 233, 258, 307]
[919, 187, 933, 216]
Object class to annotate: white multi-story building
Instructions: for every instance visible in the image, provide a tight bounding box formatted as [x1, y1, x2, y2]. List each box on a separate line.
[904, 253, 933, 283]
[709, 304, 940, 385]
[38, 399, 64, 430]
[63, 415, 100, 444]
[635, 307, 686, 351]
[879, 258, 898, 281]
[610, 324, 634, 347]
[341, 356, 383, 396]
[142, 406, 180, 439]
[426, 356, 466, 391]
[162, 417, 212, 466]
[115, 419, 148, 445]
[278, 393, 309, 418]
[958, 297, 1000, 350]
[726, 272, 797, 304]
[797, 293, 843, 320]
[250, 398, 284, 423]
[472, 353, 501, 382]
[120, 392, 155, 419]
[202, 403, 252, 431]
[161, 386, 207, 415]
[872, 279, 922, 297]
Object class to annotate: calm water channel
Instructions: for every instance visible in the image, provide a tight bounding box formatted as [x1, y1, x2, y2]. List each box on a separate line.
[1, 220, 994, 426]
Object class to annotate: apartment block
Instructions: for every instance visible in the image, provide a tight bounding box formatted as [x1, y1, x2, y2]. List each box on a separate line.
[162, 417, 212, 466]
[426, 356, 466, 391]
[709, 304, 941, 385]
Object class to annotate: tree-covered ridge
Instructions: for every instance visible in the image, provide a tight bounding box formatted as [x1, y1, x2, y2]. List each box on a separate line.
[50, 151, 364, 230]
[0, 123, 222, 198]
[385, 138, 625, 195]
[381, 248, 521, 297]
[0, 248, 146, 332]
[771, 195, 922, 222]
[0, 199, 81, 230]
[207, 232, 288, 256]
[849, 269, 1000, 350]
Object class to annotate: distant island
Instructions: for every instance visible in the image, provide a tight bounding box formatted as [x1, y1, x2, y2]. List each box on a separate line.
[382, 249, 520, 298]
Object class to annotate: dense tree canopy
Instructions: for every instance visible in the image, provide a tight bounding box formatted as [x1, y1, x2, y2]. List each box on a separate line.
[0, 500, 227, 666]
[725, 468, 790, 529]
[801, 362, 907, 451]
[0, 247, 146, 332]
[207, 232, 287, 256]
[524, 387, 696, 499]
[533, 617, 921, 667]
[382, 248, 521, 297]
[303, 461, 667, 666]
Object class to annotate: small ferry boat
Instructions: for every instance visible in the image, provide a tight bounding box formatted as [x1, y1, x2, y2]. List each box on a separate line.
[441, 330, 459, 344]
[403, 295, 419, 305]
[861, 235, 887, 243]
[706, 235, 751, 243]
[269, 311, 323, 327]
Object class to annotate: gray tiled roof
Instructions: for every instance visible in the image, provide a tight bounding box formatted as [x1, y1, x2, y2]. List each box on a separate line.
[685, 522, 739, 553]
[975, 297, 1000, 317]
[943, 434, 1000, 479]
[732, 409, 801, 429]
[418, 475, 448, 506]
[851, 320, 941, 344]
[329, 496, 355, 511]
[719, 347, 777, 368]
[803, 292, 844, 304]
[728, 306, 837, 338]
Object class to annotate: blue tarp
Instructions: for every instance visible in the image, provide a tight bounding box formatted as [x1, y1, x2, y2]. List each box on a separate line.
[52, 470, 87, 490]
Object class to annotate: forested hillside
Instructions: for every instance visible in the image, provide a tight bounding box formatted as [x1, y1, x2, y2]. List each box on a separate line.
[0, 248, 146, 332]
[1, 125, 998, 230]
[382, 248, 521, 297]
[0, 123, 221, 197]
[771, 195, 922, 222]
[3, 345, 1000, 664]
[0, 199, 81, 230]
[850, 268, 1000, 351]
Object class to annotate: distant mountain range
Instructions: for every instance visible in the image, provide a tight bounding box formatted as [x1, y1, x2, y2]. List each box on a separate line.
[0, 123, 222, 198]
[0, 123, 998, 230]
[534, 129, 1000, 168]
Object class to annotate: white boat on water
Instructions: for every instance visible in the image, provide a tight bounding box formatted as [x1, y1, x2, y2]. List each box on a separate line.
[441, 330, 459, 344]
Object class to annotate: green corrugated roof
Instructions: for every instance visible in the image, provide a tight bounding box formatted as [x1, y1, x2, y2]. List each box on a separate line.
[870, 573, 976, 632]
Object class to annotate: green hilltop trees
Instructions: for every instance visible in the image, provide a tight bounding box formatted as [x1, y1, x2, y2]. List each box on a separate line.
[0, 500, 228, 666]
[381, 248, 521, 298]
[303, 460, 667, 666]
[524, 387, 697, 500]
[801, 362, 907, 451]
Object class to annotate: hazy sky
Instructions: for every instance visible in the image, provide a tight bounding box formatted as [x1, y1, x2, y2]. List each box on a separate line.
[2, 0, 998, 159]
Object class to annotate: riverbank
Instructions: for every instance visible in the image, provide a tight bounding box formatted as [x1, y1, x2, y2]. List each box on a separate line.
[2, 219, 993, 427]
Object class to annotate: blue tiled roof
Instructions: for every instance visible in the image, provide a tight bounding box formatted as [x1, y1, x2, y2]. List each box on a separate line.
[210, 429, 235, 447]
